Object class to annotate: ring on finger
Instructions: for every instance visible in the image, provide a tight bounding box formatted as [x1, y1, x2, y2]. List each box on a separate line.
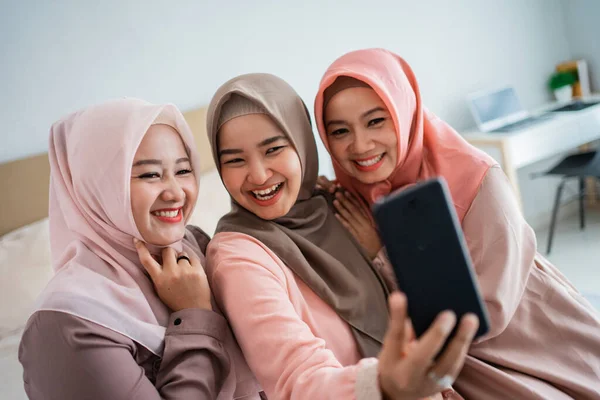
[176, 255, 191, 264]
[427, 371, 454, 388]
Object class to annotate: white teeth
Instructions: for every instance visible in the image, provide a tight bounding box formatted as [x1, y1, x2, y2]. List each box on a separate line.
[252, 183, 282, 200]
[356, 154, 383, 167]
[152, 210, 179, 218]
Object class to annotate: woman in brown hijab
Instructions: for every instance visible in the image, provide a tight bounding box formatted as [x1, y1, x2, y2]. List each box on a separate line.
[203, 73, 479, 400]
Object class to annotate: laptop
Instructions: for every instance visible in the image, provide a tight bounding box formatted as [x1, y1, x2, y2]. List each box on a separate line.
[467, 86, 553, 133]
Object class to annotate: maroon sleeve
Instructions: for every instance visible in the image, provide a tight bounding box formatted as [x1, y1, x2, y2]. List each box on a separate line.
[19, 309, 231, 400]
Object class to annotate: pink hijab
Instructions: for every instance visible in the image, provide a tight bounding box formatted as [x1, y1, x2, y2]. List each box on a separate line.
[34, 98, 260, 399]
[314, 48, 496, 221]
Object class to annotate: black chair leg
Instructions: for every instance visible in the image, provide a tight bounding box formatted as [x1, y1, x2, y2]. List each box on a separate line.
[579, 177, 586, 230]
[547, 179, 566, 254]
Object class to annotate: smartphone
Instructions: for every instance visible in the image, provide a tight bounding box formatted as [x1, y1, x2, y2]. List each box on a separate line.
[372, 177, 490, 340]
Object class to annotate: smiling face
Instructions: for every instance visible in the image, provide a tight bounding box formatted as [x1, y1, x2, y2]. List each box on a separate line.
[324, 86, 398, 184]
[217, 113, 302, 220]
[130, 124, 198, 246]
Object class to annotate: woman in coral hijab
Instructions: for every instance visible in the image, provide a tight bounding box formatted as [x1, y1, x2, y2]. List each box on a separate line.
[19, 98, 261, 399]
[314, 48, 600, 399]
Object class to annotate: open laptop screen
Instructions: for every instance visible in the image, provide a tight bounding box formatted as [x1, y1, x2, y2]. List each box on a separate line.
[471, 87, 523, 124]
[468, 86, 531, 132]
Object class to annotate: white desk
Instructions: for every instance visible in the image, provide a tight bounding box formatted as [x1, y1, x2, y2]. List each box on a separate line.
[462, 95, 600, 208]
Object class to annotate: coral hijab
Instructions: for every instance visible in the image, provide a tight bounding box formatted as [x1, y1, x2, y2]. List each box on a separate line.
[315, 48, 496, 221]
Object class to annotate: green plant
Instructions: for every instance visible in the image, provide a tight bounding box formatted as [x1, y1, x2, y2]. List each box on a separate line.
[548, 71, 577, 90]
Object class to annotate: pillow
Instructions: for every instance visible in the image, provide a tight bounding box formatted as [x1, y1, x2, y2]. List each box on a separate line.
[0, 219, 53, 339]
[189, 168, 232, 237]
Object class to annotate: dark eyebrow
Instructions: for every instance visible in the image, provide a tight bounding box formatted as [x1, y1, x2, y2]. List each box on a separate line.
[258, 135, 287, 147]
[325, 107, 387, 128]
[361, 106, 386, 119]
[218, 136, 288, 158]
[326, 119, 345, 128]
[132, 159, 161, 167]
[132, 157, 190, 167]
[218, 148, 242, 158]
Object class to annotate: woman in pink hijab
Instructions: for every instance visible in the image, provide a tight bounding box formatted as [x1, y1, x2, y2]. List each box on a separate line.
[18, 98, 261, 399]
[315, 48, 600, 399]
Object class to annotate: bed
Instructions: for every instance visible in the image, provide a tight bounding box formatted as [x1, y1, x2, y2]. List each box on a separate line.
[4, 105, 599, 400]
[0, 105, 231, 399]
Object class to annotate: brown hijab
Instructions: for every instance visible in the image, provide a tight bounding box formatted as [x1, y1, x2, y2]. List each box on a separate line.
[206, 73, 390, 358]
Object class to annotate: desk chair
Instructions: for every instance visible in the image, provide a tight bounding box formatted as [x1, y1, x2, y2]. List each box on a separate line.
[537, 150, 600, 254]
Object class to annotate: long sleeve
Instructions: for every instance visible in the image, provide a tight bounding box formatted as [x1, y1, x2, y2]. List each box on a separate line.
[462, 166, 537, 340]
[454, 165, 600, 399]
[19, 308, 232, 400]
[207, 233, 381, 400]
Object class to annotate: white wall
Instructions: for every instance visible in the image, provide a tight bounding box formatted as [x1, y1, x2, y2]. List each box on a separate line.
[562, 0, 600, 92]
[519, 0, 600, 229]
[2, 0, 573, 224]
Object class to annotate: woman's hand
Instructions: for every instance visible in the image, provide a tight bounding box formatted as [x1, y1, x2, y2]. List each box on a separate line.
[316, 175, 339, 193]
[134, 239, 212, 312]
[378, 292, 478, 400]
[333, 190, 383, 259]
[316, 175, 383, 258]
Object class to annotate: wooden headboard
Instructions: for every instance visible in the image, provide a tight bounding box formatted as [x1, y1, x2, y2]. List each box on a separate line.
[0, 106, 215, 236]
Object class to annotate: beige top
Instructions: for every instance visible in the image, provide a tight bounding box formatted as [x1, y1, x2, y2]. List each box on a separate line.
[18, 308, 257, 399]
[442, 166, 600, 398]
[372, 166, 600, 398]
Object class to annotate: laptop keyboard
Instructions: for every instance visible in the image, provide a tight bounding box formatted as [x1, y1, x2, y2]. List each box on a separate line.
[491, 114, 554, 133]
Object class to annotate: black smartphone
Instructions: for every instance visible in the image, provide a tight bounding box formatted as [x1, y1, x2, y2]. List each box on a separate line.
[372, 177, 490, 340]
